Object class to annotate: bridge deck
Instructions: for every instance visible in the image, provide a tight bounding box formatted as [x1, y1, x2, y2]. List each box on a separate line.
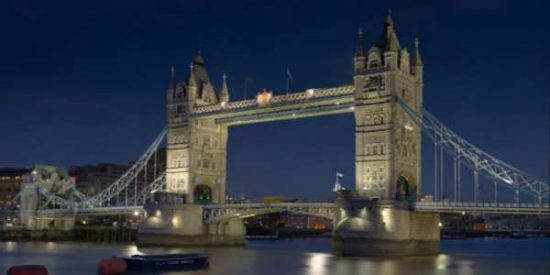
[4, 201, 547, 219]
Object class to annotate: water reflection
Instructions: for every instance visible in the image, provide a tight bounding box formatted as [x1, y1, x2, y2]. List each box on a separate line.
[5, 241, 16, 252]
[304, 253, 331, 275]
[46, 241, 56, 251]
[0, 239, 548, 275]
[434, 254, 450, 270]
[123, 245, 142, 256]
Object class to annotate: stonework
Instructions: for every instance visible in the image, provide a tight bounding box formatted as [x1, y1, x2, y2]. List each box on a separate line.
[165, 15, 424, 205]
[146, 15, 438, 255]
[353, 15, 423, 200]
[332, 191, 439, 256]
[166, 54, 229, 204]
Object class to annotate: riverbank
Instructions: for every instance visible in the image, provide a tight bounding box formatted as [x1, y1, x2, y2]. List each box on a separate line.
[2, 226, 548, 243]
[0, 227, 136, 242]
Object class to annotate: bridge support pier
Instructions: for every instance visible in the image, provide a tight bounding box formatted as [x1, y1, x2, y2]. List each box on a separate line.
[138, 203, 245, 247]
[332, 191, 440, 257]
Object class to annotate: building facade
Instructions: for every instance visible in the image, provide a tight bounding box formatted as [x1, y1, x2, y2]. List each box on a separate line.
[70, 163, 130, 195]
[162, 15, 423, 205]
[353, 15, 423, 200]
[0, 168, 31, 208]
[165, 57, 229, 204]
[69, 147, 166, 196]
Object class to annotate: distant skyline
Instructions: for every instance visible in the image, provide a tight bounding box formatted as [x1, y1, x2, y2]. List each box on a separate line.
[0, 0, 548, 201]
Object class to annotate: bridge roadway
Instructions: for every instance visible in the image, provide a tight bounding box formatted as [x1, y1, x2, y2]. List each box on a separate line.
[25, 201, 550, 219]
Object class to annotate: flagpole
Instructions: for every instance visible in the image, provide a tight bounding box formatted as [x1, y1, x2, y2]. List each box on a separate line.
[286, 70, 289, 95]
[286, 68, 293, 95]
[286, 77, 289, 95]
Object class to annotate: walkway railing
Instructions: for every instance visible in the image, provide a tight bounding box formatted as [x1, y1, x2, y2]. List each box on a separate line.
[203, 202, 336, 223]
[416, 201, 550, 215]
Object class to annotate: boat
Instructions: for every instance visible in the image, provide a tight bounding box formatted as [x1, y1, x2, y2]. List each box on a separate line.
[121, 253, 209, 272]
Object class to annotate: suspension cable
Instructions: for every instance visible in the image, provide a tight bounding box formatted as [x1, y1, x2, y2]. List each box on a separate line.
[396, 96, 549, 199]
[434, 137, 438, 201]
[440, 144, 444, 200]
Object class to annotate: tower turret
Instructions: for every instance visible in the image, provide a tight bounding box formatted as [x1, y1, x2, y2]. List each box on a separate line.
[186, 63, 197, 104]
[354, 28, 366, 75]
[412, 37, 423, 82]
[219, 73, 229, 104]
[166, 66, 178, 102]
[376, 14, 401, 69]
[399, 48, 410, 74]
[189, 52, 218, 105]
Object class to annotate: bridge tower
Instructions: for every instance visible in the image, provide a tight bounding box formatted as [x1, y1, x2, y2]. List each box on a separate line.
[353, 15, 423, 200]
[165, 53, 228, 204]
[139, 54, 240, 246]
[333, 15, 439, 256]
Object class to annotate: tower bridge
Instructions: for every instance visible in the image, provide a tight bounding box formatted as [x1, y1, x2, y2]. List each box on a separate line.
[1, 15, 548, 256]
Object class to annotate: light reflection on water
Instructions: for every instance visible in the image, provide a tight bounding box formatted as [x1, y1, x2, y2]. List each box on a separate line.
[0, 239, 548, 275]
[304, 253, 331, 275]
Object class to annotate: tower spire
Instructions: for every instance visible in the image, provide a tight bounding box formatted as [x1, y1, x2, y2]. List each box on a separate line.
[412, 37, 424, 81]
[187, 63, 197, 87]
[169, 66, 177, 89]
[413, 37, 423, 66]
[355, 28, 364, 57]
[373, 12, 400, 53]
[219, 72, 229, 103]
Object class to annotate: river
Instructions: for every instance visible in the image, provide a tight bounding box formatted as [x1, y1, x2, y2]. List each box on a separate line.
[1, 238, 548, 274]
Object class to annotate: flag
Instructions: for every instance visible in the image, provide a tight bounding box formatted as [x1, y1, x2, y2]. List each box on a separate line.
[287, 68, 293, 82]
[336, 172, 344, 178]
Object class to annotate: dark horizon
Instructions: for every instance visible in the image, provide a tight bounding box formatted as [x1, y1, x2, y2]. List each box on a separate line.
[1, 0, 548, 201]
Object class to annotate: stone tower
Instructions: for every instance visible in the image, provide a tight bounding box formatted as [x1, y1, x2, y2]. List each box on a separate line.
[353, 15, 424, 201]
[165, 53, 229, 204]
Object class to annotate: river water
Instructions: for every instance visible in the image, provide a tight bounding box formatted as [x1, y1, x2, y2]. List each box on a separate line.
[0, 238, 548, 275]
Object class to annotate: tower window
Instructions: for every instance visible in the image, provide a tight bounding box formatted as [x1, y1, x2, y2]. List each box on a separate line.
[369, 60, 379, 68]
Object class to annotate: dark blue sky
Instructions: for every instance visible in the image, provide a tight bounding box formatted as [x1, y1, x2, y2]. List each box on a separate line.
[0, 0, 548, 201]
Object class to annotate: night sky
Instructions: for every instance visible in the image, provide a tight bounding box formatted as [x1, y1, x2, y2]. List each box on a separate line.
[1, 1, 548, 201]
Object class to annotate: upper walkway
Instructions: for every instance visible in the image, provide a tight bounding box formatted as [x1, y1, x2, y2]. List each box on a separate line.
[191, 85, 355, 125]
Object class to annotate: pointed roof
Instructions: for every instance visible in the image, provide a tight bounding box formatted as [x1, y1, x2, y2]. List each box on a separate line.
[220, 73, 229, 99]
[413, 37, 423, 66]
[187, 63, 197, 87]
[168, 66, 177, 89]
[192, 51, 211, 84]
[374, 14, 401, 52]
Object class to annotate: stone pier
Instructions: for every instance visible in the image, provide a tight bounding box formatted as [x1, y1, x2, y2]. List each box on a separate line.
[137, 201, 245, 247]
[332, 191, 440, 256]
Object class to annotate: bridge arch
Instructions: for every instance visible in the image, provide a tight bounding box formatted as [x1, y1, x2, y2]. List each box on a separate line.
[202, 203, 336, 224]
[395, 175, 417, 202]
[194, 185, 213, 204]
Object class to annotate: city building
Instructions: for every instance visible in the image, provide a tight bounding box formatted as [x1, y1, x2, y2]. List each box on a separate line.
[0, 168, 31, 208]
[69, 147, 166, 196]
[69, 163, 131, 195]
